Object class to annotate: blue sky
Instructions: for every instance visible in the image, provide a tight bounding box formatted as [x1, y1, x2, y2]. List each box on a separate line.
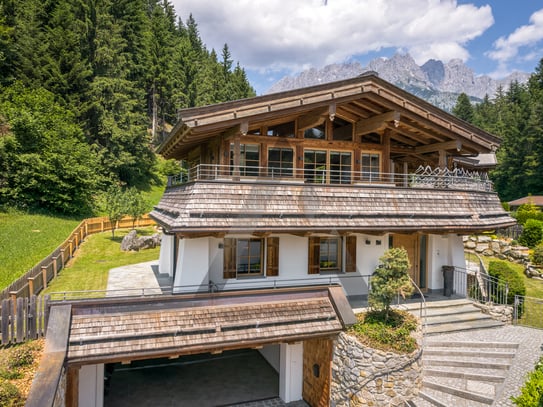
[172, 1, 543, 95]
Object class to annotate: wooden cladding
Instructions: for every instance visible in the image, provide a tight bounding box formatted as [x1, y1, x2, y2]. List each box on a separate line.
[266, 237, 279, 277]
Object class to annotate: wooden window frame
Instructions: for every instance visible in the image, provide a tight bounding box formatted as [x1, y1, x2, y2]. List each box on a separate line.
[223, 237, 279, 279]
[308, 236, 356, 274]
[268, 147, 294, 177]
[361, 151, 381, 181]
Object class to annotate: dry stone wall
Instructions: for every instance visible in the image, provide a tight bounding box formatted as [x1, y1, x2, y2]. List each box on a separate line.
[463, 235, 529, 262]
[331, 332, 423, 407]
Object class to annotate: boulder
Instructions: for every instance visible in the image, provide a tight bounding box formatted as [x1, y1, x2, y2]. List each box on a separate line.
[121, 230, 161, 251]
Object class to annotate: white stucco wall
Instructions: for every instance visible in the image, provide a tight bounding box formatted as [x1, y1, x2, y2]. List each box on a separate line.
[173, 237, 210, 293]
[427, 234, 465, 291]
[78, 364, 104, 407]
[158, 233, 175, 277]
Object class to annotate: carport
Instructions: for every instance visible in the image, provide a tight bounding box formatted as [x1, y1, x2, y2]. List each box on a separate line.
[28, 285, 355, 407]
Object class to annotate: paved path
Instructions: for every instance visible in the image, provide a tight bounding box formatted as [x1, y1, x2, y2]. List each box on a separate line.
[106, 260, 163, 296]
[428, 325, 543, 406]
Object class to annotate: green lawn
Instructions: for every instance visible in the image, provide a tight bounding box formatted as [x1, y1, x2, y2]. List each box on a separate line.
[43, 228, 160, 297]
[0, 211, 82, 290]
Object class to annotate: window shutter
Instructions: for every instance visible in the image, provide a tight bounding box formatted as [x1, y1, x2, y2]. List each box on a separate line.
[223, 238, 237, 279]
[345, 236, 357, 273]
[308, 237, 320, 274]
[266, 237, 279, 276]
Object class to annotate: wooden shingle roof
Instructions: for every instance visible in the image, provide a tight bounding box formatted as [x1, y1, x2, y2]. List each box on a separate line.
[150, 181, 515, 235]
[66, 287, 348, 364]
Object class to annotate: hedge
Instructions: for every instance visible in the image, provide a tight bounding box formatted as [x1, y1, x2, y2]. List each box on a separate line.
[488, 260, 526, 316]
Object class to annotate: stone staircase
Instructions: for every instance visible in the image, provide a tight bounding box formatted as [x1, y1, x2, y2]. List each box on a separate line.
[408, 340, 519, 406]
[400, 298, 504, 335]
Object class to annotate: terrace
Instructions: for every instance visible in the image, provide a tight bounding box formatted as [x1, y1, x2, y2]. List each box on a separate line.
[167, 163, 494, 192]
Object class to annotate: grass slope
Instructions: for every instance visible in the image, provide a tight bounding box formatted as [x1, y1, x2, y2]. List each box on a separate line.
[43, 228, 160, 296]
[0, 211, 81, 290]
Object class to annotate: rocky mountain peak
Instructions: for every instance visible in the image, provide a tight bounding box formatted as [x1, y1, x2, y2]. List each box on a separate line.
[266, 53, 530, 111]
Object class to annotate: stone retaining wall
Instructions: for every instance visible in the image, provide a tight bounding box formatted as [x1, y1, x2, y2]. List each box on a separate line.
[463, 235, 529, 263]
[331, 332, 423, 407]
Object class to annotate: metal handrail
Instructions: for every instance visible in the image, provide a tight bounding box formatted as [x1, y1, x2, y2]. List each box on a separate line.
[167, 164, 494, 192]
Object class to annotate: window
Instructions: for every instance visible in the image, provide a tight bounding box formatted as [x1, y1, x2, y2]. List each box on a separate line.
[304, 123, 326, 139]
[267, 121, 295, 137]
[230, 143, 260, 176]
[330, 151, 351, 184]
[223, 238, 279, 279]
[332, 118, 353, 141]
[361, 152, 380, 181]
[304, 150, 327, 183]
[308, 236, 356, 274]
[268, 147, 293, 177]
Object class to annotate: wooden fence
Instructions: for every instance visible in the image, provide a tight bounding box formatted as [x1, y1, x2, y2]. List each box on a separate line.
[0, 295, 50, 345]
[0, 214, 156, 303]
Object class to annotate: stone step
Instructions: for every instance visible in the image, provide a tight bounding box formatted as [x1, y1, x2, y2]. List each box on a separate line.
[423, 368, 506, 383]
[425, 320, 504, 335]
[425, 340, 519, 349]
[424, 310, 494, 326]
[415, 386, 491, 407]
[423, 379, 494, 405]
[423, 348, 515, 359]
[424, 357, 511, 370]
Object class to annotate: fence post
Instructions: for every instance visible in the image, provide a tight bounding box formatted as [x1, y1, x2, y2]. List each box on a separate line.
[9, 291, 17, 313]
[41, 266, 48, 289]
[60, 248, 66, 269]
[513, 295, 519, 325]
[52, 256, 57, 277]
[28, 277, 34, 296]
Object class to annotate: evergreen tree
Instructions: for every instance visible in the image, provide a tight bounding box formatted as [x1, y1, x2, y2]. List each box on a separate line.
[452, 92, 474, 123]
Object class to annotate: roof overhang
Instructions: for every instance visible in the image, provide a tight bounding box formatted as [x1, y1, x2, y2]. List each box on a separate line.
[65, 286, 353, 366]
[157, 73, 500, 160]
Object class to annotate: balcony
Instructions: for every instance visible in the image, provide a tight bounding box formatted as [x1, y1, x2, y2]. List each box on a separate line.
[167, 164, 494, 193]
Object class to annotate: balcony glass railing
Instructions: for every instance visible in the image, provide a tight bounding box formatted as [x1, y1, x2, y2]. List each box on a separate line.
[167, 164, 494, 192]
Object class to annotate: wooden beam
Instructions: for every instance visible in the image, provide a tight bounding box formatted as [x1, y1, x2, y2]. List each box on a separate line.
[355, 111, 400, 135]
[415, 140, 462, 154]
[297, 107, 328, 131]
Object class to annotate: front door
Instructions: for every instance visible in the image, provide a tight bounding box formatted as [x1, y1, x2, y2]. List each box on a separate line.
[390, 234, 427, 292]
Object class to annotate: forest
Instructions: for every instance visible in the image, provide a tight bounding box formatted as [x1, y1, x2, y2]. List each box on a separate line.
[452, 59, 543, 203]
[0, 0, 255, 215]
[1, 0, 543, 215]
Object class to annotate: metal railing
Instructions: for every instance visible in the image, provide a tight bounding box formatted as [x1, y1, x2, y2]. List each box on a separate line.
[514, 295, 543, 329]
[451, 266, 509, 305]
[167, 164, 494, 192]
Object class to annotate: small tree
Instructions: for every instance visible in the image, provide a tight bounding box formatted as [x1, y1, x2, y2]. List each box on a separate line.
[125, 187, 148, 229]
[369, 248, 414, 320]
[105, 185, 126, 238]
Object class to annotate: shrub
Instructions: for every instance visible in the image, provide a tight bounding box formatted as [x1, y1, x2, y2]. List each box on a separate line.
[519, 219, 543, 248]
[8, 345, 34, 369]
[349, 309, 418, 354]
[488, 260, 526, 316]
[0, 379, 23, 407]
[512, 356, 543, 407]
[515, 202, 543, 226]
[532, 244, 543, 266]
[369, 248, 414, 319]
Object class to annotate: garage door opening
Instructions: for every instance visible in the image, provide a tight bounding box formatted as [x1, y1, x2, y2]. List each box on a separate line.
[104, 349, 279, 406]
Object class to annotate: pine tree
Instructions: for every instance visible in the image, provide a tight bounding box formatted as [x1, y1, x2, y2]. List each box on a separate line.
[452, 93, 474, 123]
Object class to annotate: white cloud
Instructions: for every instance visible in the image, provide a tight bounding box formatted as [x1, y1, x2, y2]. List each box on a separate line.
[487, 8, 543, 70]
[172, 0, 493, 73]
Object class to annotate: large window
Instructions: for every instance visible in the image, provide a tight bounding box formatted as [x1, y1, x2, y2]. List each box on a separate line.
[308, 236, 356, 274]
[361, 152, 380, 181]
[304, 150, 327, 183]
[330, 151, 351, 184]
[267, 121, 295, 137]
[230, 143, 260, 176]
[223, 238, 279, 278]
[332, 118, 353, 141]
[268, 147, 293, 177]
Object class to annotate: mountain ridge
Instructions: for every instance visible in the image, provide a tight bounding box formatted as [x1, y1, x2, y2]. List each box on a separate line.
[267, 53, 530, 111]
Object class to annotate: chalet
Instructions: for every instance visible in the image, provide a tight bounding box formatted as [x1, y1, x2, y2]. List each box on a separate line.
[145, 73, 515, 404]
[28, 74, 516, 407]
